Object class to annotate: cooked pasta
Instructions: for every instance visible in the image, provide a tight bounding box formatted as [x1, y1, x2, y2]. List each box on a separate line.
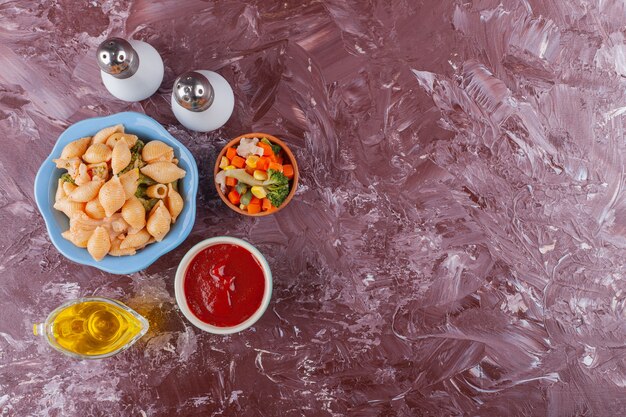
[87, 226, 111, 261]
[68, 178, 104, 203]
[142, 140, 173, 163]
[106, 132, 138, 148]
[140, 161, 186, 184]
[82, 143, 112, 164]
[165, 183, 183, 223]
[54, 198, 86, 219]
[75, 163, 91, 186]
[92, 124, 123, 144]
[52, 124, 186, 261]
[111, 139, 131, 175]
[88, 162, 110, 181]
[109, 237, 136, 257]
[62, 228, 92, 248]
[55, 179, 66, 202]
[120, 228, 151, 250]
[62, 181, 77, 195]
[146, 184, 167, 199]
[85, 198, 106, 220]
[61, 137, 91, 159]
[119, 168, 139, 200]
[146, 201, 171, 242]
[121, 196, 146, 230]
[99, 175, 126, 217]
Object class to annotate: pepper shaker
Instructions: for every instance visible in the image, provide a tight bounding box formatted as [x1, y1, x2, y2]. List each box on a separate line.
[96, 37, 164, 102]
[171, 70, 235, 132]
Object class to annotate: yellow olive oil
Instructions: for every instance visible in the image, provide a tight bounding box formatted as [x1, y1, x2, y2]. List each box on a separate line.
[35, 299, 147, 357]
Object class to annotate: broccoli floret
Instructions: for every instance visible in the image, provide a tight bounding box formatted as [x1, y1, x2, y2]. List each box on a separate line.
[60, 173, 75, 184]
[130, 140, 145, 154]
[138, 173, 156, 186]
[261, 137, 281, 155]
[137, 196, 158, 212]
[264, 169, 289, 207]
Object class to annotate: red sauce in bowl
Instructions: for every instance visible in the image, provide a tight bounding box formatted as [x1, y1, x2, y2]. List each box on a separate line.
[183, 243, 265, 327]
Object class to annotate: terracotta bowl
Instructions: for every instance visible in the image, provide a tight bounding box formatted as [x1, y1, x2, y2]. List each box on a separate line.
[214, 133, 299, 216]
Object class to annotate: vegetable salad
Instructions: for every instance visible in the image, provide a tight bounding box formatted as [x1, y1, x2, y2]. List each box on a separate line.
[215, 137, 294, 214]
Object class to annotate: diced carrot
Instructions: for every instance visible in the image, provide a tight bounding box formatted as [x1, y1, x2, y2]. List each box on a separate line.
[225, 177, 237, 187]
[245, 165, 255, 175]
[258, 142, 274, 157]
[268, 162, 283, 173]
[227, 189, 240, 205]
[247, 203, 261, 214]
[231, 155, 245, 168]
[226, 147, 237, 160]
[262, 198, 272, 211]
[283, 164, 294, 179]
[257, 156, 270, 171]
[250, 196, 261, 205]
[269, 153, 278, 163]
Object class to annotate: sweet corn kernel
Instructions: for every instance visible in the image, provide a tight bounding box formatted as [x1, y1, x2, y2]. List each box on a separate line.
[246, 155, 260, 168]
[250, 186, 267, 199]
[223, 165, 236, 170]
[219, 156, 230, 169]
[239, 204, 247, 210]
[253, 170, 268, 181]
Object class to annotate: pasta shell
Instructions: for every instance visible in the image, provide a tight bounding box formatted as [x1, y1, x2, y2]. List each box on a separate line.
[166, 183, 183, 223]
[85, 198, 106, 220]
[146, 201, 171, 242]
[62, 181, 78, 195]
[62, 228, 93, 248]
[119, 168, 139, 200]
[55, 179, 66, 202]
[88, 162, 110, 182]
[60, 137, 91, 159]
[87, 226, 111, 261]
[53, 198, 85, 219]
[140, 162, 186, 184]
[111, 139, 131, 175]
[152, 149, 174, 163]
[106, 133, 138, 148]
[83, 143, 112, 164]
[75, 163, 91, 186]
[120, 228, 151, 250]
[146, 184, 167, 199]
[68, 178, 104, 202]
[99, 175, 126, 217]
[109, 237, 136, 256]
[92, 124, 124, 144]
[142, 141, 173, 163]
[121, 196, 146, 230]
[53, 158, 81, 176]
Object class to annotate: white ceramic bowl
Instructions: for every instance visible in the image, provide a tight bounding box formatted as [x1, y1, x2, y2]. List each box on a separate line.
[174, 237, 272, 334]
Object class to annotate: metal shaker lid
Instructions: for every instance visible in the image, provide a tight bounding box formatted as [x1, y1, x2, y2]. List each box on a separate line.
[173, 71, 214, 112]
[96, 38, 139, 79]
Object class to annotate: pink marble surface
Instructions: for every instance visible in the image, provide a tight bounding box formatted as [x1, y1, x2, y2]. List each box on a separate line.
[1, 0, 626, 416]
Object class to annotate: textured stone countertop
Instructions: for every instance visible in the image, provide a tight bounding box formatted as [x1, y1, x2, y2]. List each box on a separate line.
[1, 1, 626, 416]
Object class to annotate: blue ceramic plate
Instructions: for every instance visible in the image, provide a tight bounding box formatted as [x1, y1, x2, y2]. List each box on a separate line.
[34, 112, 198, 274]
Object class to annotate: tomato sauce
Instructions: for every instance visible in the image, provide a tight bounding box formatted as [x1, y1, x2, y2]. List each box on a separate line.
[184, 243, 265, 327]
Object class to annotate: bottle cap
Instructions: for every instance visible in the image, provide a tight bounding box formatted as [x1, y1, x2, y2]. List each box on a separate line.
[173, 71, 214, 112]
[96, 38, 140, 79]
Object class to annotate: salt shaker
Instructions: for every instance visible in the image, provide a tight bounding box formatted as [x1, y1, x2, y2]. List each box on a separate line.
[171, 70, 235, 132]
[96, 37, 164, 102]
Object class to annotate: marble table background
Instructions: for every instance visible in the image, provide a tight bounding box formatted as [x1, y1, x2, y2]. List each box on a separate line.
[1, 0, 626, 416]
